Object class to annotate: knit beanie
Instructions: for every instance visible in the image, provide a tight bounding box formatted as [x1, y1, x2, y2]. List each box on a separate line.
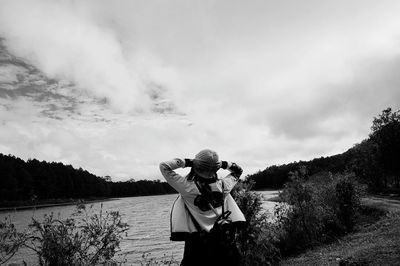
[193, 149, 220, 179]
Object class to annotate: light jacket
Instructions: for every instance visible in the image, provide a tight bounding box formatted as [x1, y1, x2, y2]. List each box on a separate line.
[159, 158, 246, 241]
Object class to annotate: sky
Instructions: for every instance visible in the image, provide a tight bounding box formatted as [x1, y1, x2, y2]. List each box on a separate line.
[0, 0, 400, 181]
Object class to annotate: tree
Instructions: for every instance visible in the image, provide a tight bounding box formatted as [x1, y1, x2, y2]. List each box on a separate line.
[0, 153, 176, 205]
[348, 140, 383, 190]
[370, 107, 400, 189]
[371, 107, 400, 132]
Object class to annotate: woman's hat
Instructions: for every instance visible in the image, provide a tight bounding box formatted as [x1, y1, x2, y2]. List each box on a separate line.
[193, 149, 220, 179]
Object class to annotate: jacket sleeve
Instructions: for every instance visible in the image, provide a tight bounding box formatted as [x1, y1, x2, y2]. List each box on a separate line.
[219, 162, 242, 193]
[159, 158, 196, 195]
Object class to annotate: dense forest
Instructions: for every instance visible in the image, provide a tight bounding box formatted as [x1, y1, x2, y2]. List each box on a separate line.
[248, 107, 400, 193]
[0, 155, 176, 205]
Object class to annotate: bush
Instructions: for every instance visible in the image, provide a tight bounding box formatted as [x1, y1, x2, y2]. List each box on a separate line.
[335, 175, 363, 230]
[231, 180, 280, 265]
[229, 171, 365, 264]
[276, 170, 364, 255]
[0, 204, 129, 266]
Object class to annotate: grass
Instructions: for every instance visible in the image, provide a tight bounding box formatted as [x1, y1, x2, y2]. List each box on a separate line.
[279, 197, 400, 266]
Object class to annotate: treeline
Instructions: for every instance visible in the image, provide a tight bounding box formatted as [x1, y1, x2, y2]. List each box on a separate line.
[248, 153, 350, 189]
[248, 107, 400, 193]
[0, 155, 176, 204]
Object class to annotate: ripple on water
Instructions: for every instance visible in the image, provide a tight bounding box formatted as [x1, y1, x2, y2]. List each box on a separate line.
[0, 191, 279, 265]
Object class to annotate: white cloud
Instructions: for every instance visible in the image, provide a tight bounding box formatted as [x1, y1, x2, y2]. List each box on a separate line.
[1, 0, 400, 180]
[0, 0, 150, 112]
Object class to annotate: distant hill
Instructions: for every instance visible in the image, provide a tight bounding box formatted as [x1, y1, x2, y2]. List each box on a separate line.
[248, 151, 353, 190]
[0, 153, 176, 206]
[247, 107, 400, 193]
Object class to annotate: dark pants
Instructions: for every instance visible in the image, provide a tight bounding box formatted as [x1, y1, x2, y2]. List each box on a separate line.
[180, 234, 241, 266]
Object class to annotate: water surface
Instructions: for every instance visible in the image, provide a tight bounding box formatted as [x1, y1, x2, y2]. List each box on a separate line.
[0, 191, 278, 265]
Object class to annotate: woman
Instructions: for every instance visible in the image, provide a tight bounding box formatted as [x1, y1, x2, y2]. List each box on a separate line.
[159, 149, 246, 266]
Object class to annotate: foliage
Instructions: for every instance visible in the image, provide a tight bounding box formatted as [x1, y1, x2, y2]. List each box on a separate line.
[248, 153, 351, 190]
[231, 180, 280, 265]
[369, 107, 400, 188]
[347, 107, 400, 192]
[280, 210, 399, 266]
[247, 107, 400, 194]
[0, 154, 176, 205]
[0, 204, 129, 266]
[370, 107, 400, 132]
[0, 216, 31, 265]
[221, 171, 364, 264]
[335, 175, 363, 230]
[276, 170, 364, 255]
[347, 139, 382, 190]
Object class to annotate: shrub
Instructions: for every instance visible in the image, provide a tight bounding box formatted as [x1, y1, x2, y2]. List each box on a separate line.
[335, 175, 363, 231]
[0, 204, 129, 266]
[276, 174, 327, 254]
[275, 170, 363, 255]
[231, 180, 280, 265]
[0, 216, 31, 265]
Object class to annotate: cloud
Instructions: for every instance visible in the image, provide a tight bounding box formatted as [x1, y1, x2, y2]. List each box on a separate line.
[1, 0, 400, 180]
[0, 0, 153, 112]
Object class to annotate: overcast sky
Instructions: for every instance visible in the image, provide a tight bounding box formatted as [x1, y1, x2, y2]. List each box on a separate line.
[1, 0, 400, 180]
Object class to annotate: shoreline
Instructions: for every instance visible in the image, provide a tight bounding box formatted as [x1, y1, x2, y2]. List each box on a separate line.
[0, 192, 179, 212]
[0, 198, 118, 212]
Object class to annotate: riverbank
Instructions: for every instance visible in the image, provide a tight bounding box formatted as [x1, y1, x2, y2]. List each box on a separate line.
[279, 196, 400, 266]
[0, 197, 117, 212]
[0, 192, 179, 212]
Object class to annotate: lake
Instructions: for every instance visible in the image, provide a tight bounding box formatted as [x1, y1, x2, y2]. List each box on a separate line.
[0, 190, 279, 265]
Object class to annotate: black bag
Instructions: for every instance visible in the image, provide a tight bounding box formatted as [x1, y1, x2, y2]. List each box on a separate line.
[204, 211, 241, 265]
[207, 210, 235, 245]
